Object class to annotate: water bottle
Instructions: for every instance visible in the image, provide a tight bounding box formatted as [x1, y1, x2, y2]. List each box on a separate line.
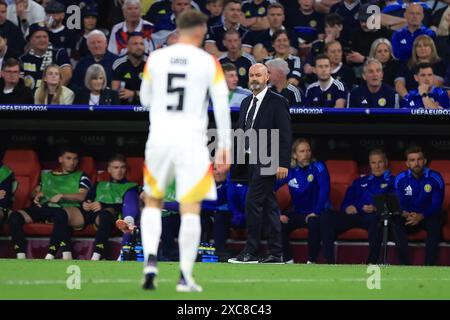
[135, 243, 144, 262]
[120, 243, 131, 261]
[201, 243, 218, 263]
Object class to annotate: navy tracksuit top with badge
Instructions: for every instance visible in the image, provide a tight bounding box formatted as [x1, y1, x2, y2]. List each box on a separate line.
[394, 168, 445, 217]
[340, 171, 395, 214]
[276, 161, 332, 215]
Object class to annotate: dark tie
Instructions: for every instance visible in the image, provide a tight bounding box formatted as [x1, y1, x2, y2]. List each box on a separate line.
[244, 96, 258, 151]
[245, 96, 258, 131]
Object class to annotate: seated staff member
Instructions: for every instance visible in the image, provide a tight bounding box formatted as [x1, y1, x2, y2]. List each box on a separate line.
[304, 54, 347, 108]
[8, 147, 91, 260]
[83, 154, 140, 260]
[275, 138, 332, 263]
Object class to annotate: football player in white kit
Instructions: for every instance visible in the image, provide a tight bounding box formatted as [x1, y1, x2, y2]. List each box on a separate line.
[139, 9, 231, 292]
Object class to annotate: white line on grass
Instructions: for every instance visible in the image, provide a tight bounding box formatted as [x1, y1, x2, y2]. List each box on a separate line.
[3, 277, 450, 286]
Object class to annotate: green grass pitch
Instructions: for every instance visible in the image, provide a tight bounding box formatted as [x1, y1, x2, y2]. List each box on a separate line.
[0, 259, 449, 300]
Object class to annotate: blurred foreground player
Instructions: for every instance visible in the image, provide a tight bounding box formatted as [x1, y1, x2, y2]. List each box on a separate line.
[139, 9, 231, 292]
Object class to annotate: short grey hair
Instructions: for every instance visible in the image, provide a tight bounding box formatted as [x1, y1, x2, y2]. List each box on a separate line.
[265, 58, 289, 76]
[123, 0, 141, 9]
[87, 29, 107, 46]
[85, 64, 107, 91]
[363, 58, 383, 74]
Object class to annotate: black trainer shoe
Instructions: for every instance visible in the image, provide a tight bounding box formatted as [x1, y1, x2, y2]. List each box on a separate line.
[228, 251, 259, 264]
[142, 272, 157, 290]
[259, 255, 284, 264]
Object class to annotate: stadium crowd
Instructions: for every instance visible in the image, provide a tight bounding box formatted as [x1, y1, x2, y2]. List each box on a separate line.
[0, 0, 449, 265]
[0, 0, 448, 108]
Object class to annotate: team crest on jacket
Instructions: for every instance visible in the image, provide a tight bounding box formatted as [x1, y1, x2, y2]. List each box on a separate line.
[424, 184, 432, 193]
[307, 174, 314, 182]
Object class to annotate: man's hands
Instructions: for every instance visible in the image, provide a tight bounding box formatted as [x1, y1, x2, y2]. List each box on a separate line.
[404, 212, 424, 226]
[345, 205, 358, 215]
[33, 191, 45, 207]
[0, 190, 6, 200]
[276, 167, 288, 180]
[362, 204, 376, 214]
[119, 88, 135, 101]
[82, 200, 102, 213]
[346, 51, 365, 64]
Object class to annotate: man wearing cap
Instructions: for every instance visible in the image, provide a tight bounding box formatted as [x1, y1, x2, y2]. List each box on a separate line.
[0, 0, 26, 56]
[44, 0, 77, 56]
[346, 3, 392, 65]
[72, 6, 100, 61]
[19, 22, 72, 91]
[108, 0, 156, 56]
[7, 0, 46, 38]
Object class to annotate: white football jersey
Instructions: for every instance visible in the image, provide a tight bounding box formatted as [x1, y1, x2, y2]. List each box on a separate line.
[140, 43, 231, 149]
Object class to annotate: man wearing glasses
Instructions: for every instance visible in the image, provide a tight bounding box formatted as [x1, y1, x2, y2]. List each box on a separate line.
[0, 57, 33, 104]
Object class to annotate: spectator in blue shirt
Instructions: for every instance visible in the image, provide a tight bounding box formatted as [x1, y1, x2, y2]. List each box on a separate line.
[392, 146, 444, 265]
[276, 138, 332, 263]
[395, 35, 446, 98]
[304, 54, 347, 108]
[391, 3, 435, 61]
[71, 29, 118, 90]
[321, 149, 395, 264]
[349, 58, 398, 108]
[401, 63, 449, 109]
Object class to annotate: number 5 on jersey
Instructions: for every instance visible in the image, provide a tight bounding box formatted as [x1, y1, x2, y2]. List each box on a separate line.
[167, 73, 186, 111]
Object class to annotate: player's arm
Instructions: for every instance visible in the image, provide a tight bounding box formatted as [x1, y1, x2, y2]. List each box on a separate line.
[209, 57, 232, 171]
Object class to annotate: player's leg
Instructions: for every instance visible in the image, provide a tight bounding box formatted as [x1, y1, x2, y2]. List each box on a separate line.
[45, 207, 72, 260]
[175, 148, 216, 293]
[141, 147, 173, 290]
[9, 207, 48, 259]
[91, 208, 116, 260]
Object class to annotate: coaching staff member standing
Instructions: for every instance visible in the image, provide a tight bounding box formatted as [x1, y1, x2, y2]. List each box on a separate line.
[228, 63, 292, 264]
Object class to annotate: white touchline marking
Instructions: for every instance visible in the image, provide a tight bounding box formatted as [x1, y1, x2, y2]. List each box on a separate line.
[2, 278, 450, 286]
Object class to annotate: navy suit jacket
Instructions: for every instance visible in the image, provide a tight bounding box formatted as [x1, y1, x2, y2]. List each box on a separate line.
[232, 89, 292, 179]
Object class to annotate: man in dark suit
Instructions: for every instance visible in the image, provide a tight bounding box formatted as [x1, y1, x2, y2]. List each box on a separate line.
[228, 63, 292, 264]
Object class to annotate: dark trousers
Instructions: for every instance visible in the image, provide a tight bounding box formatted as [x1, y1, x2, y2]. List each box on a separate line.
[160, 213, 180, 261]
[244, 171, 282, 257]
[321, 211, 382, 264]
[201, 210, 232, 253]
[281, 213, 321, 262]
[391, 214, 442, 265]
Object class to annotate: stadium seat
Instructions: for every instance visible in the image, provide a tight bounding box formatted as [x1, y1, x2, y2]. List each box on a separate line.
[275, 184, 292, 212]
[2, 149, 41, 211]
[337, 228, 368, 240]
[429, 160, 450, 212]
[325, 160, 359, 210]
[96, 171, 110, 182]
[389, 160, 406, 176]
[78, 156, 97, 183]
[126, 157, 144, 185]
